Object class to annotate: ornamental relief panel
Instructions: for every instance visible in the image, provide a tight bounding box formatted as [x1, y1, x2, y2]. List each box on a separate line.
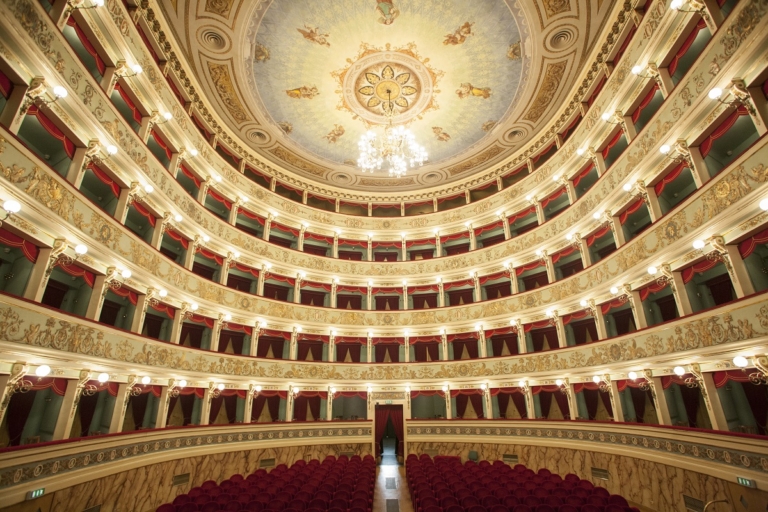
[0, 293, 766, 382]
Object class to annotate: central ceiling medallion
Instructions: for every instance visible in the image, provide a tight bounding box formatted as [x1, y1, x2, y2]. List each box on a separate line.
[333, 42, 443, 127]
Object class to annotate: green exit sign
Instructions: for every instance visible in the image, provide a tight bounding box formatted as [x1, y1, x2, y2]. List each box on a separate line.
[385, 400, 392, 404]
[737, 477, 756, 488]
[26, 488, 44, 500]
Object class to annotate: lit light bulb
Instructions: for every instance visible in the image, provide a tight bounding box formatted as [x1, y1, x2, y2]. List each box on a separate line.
[576, 148, 585, 156]
[159, 289, 168, 298]
[580, 299, 588, 307]
[35, 365, 51, 377]
[3, 199, 21, 213]
[601, 112, 612, 122]
[708, 87, 723, 100]
[552, 174, 561, 182]
[217, 383, 225, 390]
[759, 198, 768, 211]
[174, 214, 183, 222]
[190, 302, 198, 311]
[405, 386, 411, 393]
[233, 251, 241, 258]
[189, 148, 198, 157]
[592, 375, 601, 383]
[53, 86, 68, 98]
[141, 376, 151, 385]
[97, 372, 109, 383]
[518, 380, 526, 388]
[131, 64, 143, 75]
[163, 112, 173, 121]
[623, 183, 632, 192]
[330, 387, 337, 394]
[224, 313, 232, 321]
[733, 356, 749, 368]
[525, 194, 533, 202]
[566, 233, 573, 241]
[107, 144, 118, 155]
[631, 65, 643, 76]
[673, 366, 686, 376]
[480, 383, 487, 390]
[255, 385, 262, 392]
[120, 269, 132, 279]
[610, 286, 619, 295]
[179, 379, 187, 387]
[202, 234, 210, 243]
[93, 0, 105, 6]
[660, 144, 671, 155]
[555, 379, 564, 387]
[75, 244, 88, 255]
[144, 184, 154, 193]
[692, 240, 705, 250]
[441, 385, 448, 392]
[593, 211, 602, 220]
[628, 371, 638, 380]
[670, 0, 684, 9]
[647, 266, 658, 275]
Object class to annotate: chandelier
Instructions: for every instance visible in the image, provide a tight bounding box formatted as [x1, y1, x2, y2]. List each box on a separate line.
[357, 91, 427, 178]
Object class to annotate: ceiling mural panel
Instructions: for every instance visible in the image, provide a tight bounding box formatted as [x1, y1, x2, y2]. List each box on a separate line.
[245, 0, 527, 167]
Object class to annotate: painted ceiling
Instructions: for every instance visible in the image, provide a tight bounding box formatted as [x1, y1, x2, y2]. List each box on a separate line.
[158, 0, 618, 192]
[245, 0, 526, 169]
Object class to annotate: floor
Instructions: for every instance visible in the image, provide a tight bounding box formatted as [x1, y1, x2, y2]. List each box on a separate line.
[372, 438, 414, 512]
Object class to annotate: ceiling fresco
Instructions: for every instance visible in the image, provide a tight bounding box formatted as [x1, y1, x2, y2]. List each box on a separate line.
[244, 0, 527, 168]
[157, 0, 617, 192]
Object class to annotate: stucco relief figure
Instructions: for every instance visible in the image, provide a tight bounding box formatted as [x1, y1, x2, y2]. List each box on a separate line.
[482, 120, 497, 132]
[285, 85, 320, 99]
[324, 125, 345, 143]
[444, 22, 474, 46]
[507, 41, 521, 60]
[375, 0, 399, 25]
[278, 122, 293, 134]
[251, 42, 270, 63]
[433, 127, 451, 141]
[297, 25, 330, 47]
[456, 83, 491, 99]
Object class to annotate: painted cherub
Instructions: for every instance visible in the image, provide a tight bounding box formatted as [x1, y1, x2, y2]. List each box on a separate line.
[297, 25, 330, 47]
[456, 83, 491, 99]
[432, 127, 451, 142]
[375, 0, 399, 25]
[285, 85, 319, 99]
[324, 125, 345, 144]
[444, 22, 474, 46]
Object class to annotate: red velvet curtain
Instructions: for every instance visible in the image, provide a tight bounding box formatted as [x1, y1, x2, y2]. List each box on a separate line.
[218, 331, 245, 354]
[336, 343, 362, 362]
[553, 391, 570, 419]
[0, 226, 39, 262]
[469, 394, 484, 418]
[629, 387, 648, 423]
[375, 405, 404, 456]
[209, 396, 224, 423]
[256, 337, 285, 358]
[179, 394, 196, 425]
[531, 327, 557, 352]
[739, 383, 768, 435]
[77, 392, 99, 436]
[678, 385, 703, 427]
[129, 393, 149, 430]
[413, 342, 439, 362]
[297, 341, 323, 361]
[539, 391, 552, 418]
[490, 334, 518, 356]
[252, 395, 282, 422]
[455, 394, 468, 418]
[7, 390, 37, 445]
[452, 339, 479, 360]
[375, 343, 400, 362]
[582, 389, 598, 420]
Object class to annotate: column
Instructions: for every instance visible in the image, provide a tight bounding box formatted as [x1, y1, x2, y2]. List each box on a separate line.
[699, 0, 725, 32]
[155, 382, 172, 429]
[534, 200, 545, 225]
[435, 234, 442, 257]
[85, 273, 108, 321]
[721, 244, 755, 298]
[169, 305, 187, 345]
[137, 114, 154, 143]
[592, 149, 606, 177]
[23, 245, 57, 302]
[199, 386, 213, 426]
[478, 329, 487, 358]
[0, 78, 30, 132]
[109, 380, 133, 434]
[403, 334, 410, 362]
[648, 373, 672, 426]
[577, 235, 591, 268]
[243, 386, 254, 424]
[696, 368, 729, 431]
[544, 252, 555, 283]
[564, 179, 577, 205]
[54, 371, 90, 440]
[329, 332, 336, 362]
[326, 391, 334, 421]
[523, 385, 535, 420]
[514, 322, 527, 354]
[440, 332, 448, 361]
[257, 265, 267, 296]
[747, 81, 768, 136]
[218, 255, 232, 286]
[367, 283, 373, 310]
[183, 238, 198, 271]
[367, 237, 373, 261]
[65, 145, 93, 189]
[330, 281, 338, 308]
[627, 287, 649, 330]
[468, 226, 476, 251]
[553, 313, 567, 349]
[608, 378, 625, 422]
[437, 281, 445, 307]
[367, 333, 373, 363]
[285, 391, 294, 422]
[168, 151, 185, 178]
[228, 200, 240, 225]
[289, 328, 299, 360]
[510, 270, 519, 295]
[298, 225, 306, 251]
[622, 112, 638, 143]
[501, 215, 511, 240]
[333, 233, 339, 259]
[483, 389, 492, 419]
[564, 382, 577, 421]
[591, 302, 608, 340]
[150, 215, 168, 250]
[209, 315, 224, 353]
[401, 237, 407, 261]
[685, 145, 711, 188]
[114, 187, 133, 224]
[609, 213, 626, 247]
[670, 270, 694, 316]
[444, 390, 452, 419]
[472, 274, 481, 303]
[263, 215, 273, 242]
[644, 184, 663, 222]
[403, 283, 409, 310]
[196, 178, 210, 204]
[130, 292, 149, 334]
[294, 274, 302, 304]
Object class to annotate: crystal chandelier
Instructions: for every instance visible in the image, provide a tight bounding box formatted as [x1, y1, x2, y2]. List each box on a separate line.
[357, 91, 428, 178]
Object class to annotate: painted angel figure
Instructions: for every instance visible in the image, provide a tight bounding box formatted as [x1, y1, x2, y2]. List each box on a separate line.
[444, 22, 474, 46]
[297, 25, 330, 47]
[324, 125, 345, 144]
[433, 127, 451, 142]
[285, 85, 319, 99]
[375, 0, 400, 25]
[456, 83, 491, 99]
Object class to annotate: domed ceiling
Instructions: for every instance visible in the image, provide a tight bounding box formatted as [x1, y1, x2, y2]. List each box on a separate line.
[158, 0, 617, 192]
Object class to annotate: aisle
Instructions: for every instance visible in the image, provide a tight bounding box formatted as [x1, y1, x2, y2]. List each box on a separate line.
[372, 439, 414, 512]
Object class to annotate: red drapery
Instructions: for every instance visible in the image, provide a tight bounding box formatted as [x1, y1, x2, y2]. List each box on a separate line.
[67, 16, 107, 75]
[252, 391, 284, 422]
[474, 221, 503, 237]
[531, 141, 556, 164]
[619, 197, 645, 224]
[149, 301, 175, 319]
[0, 69, 11, 99]
[494, 388, 528, 419]
[440, 232, 469, 244]
[336, 343, 362, 362]
[230, 261, 259, 279]
[700, 106, 750, 158]
[541, 187, 567, 208]
[87, 163, 120, 197]
[196, 247, 225, 266]
[110, 284, 138, 305]
[600, 297, 628, 314]
[180, 164, 201, 188]
[113, 82, 143, 124]
[374, 343, 401, 362]
[208, 189, 233, 210]
[338, 238, 369, 248]
[217, 143, 241, 165]
[442, 278, 474, 291]
[305, 232, 334, 244]
[515, 259, 544, 276]
[587, 76, 606, 107]
[612, 24, 636, 66]
[551, 245, 577, 264]
[681, 258, 722, 283]
[375, 405, 404, 456]
[293, 392, 327, 421]
[560, 115, 581, 141]
[256, 336, 286, 358]
[507, 206, 537, 225]
[601, 129, 624, 159]
[192, 115, 212, 140]
[669, 19, 708, 75]
[131, 200, 156, 227]
[164, 229, 189, 249]
[55, 260, 95, 287]
[739, 226, 768, 258]
[237, 207, 266, 224]
[26, 106, 76, 159]
[136, 24, 161, 64]
[0, 227, 39, 262]
[572, 162, 596, 187]
[632, 84, 661, 123]
[654, 161, 687, 195]
[586, 225, 611, 246]
[150, 129, 172, 159]
[452, 390, 485, 419]
[638, 280, 669, 301]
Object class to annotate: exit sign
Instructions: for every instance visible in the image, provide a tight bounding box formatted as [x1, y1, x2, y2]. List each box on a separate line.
[737, 477, 756, 488]
[385, 400, 392, 404]
[26, 488, 44, 500]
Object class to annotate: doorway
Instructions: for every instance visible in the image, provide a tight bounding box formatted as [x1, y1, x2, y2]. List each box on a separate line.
[375, 404, 404, 465]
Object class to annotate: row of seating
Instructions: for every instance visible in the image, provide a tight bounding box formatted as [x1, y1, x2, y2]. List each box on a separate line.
[157, 454, 376, 512]
[406, 454, 639, 512]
